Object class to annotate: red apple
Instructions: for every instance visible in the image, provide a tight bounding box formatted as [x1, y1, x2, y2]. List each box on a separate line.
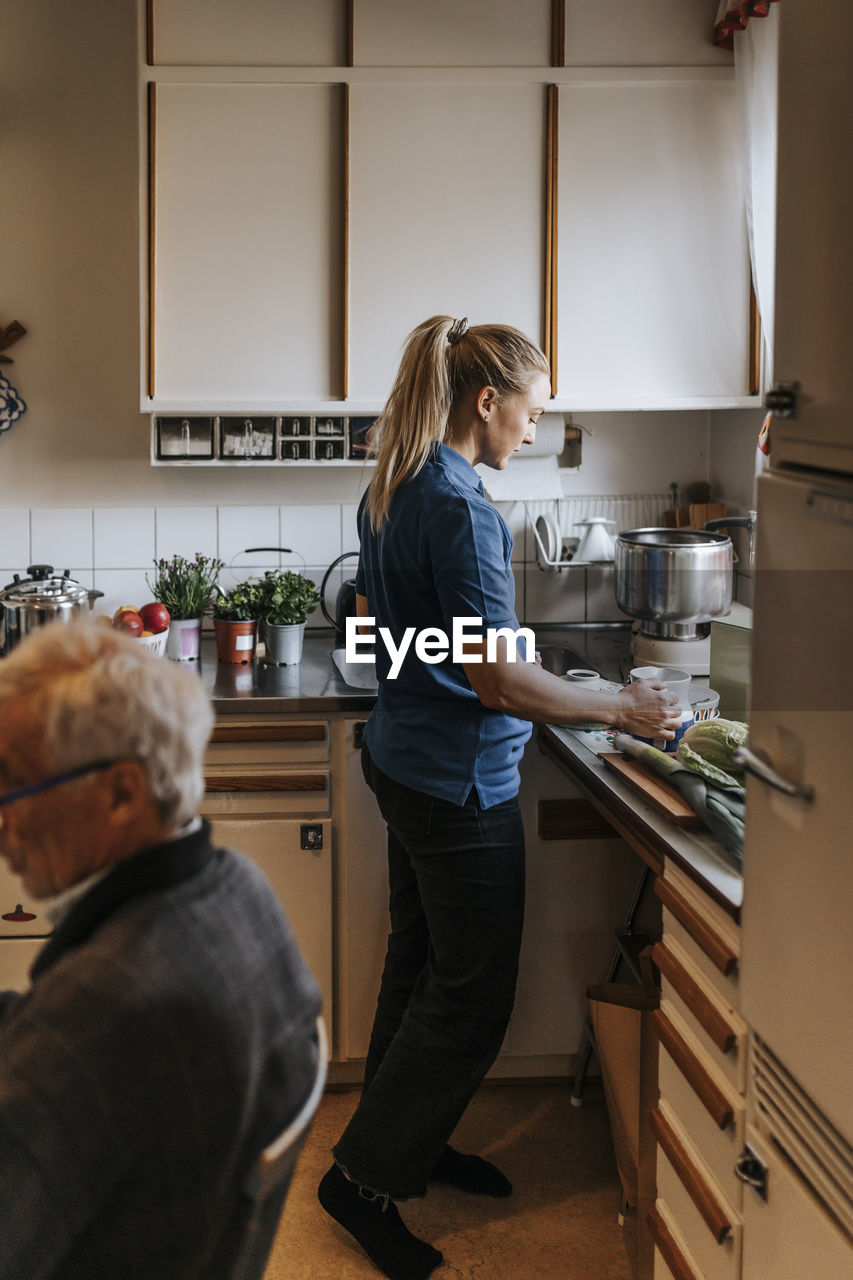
[113, 608, 144, 637]
[139, 601, 170, 634]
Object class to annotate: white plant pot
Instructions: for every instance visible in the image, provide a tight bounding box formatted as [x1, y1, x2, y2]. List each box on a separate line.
[264, 621, 305, 666]
[165, 617, 202, 661]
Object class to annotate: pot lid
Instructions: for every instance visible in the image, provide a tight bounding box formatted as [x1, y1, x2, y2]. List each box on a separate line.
[0, 564, 92, 607]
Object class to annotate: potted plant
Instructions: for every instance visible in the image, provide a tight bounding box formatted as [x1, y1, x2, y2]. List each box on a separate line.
[212, 577, 264, 663]
[259, 570, 321, 666]
[147, 553, 223, 661]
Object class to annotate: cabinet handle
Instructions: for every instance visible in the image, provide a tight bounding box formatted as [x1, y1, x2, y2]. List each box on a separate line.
[733, 746, 814, 802]
[654, 877, 738, 977]
[204, 772, 327, 793]
[651, 942, 738, 1054]
[210, 723, 326, 743]
[651, 1107, 733, 1243]
[652, 1008, 734, 1131]
[646, 1204, 703, 1280]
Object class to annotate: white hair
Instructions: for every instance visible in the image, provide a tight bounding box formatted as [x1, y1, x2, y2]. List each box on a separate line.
[0, 621, 214, 826]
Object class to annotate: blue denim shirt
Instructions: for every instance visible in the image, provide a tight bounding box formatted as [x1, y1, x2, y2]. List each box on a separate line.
[355, 443, 532, 807]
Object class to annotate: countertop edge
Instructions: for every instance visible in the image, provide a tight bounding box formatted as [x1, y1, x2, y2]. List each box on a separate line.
[538, 723, 743, 919]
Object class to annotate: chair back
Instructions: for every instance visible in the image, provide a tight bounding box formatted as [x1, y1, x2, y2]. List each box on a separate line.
[230, 1015, 327, 1280]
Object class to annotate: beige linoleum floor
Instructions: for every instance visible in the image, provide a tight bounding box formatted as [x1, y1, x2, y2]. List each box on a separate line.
[264, 1082, 632, 1280]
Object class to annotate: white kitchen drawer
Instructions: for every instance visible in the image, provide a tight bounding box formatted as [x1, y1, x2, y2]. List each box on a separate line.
[206, 718, 329, 767]
[201, 767, 330, 816]
[656, 869, 741, 1011]
[655, 1101, 742, 1280]
[659, 1037, 745, 1212]
[0, 937, 46, 992]
[655, 937, 748, 1093]
[649, 1199, 706, 1280]
[0, 862, 51, 941]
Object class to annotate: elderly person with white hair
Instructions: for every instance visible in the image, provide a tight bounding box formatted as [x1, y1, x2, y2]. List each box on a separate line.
[0, 621, 321, 1280]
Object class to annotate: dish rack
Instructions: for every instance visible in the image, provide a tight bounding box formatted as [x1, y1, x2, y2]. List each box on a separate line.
[524, 493, 672, 571]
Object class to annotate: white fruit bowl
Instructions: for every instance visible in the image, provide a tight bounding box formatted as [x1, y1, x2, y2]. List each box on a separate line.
[135, 628, 169, 656]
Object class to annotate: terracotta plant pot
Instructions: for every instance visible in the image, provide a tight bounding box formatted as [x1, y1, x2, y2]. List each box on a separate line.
[214, 618, 257, 664]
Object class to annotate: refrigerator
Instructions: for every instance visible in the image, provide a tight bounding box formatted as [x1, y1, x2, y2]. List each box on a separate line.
[735, 2, 853, 1273]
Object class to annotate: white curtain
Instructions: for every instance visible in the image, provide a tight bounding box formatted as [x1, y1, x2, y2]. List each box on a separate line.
[734, 5, 780, 385]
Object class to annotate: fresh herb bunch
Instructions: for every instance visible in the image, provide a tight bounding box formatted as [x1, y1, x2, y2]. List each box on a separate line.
[212, 578, 265, 622]
[260, 570, 321, 626]
[147, 554, 224, 620]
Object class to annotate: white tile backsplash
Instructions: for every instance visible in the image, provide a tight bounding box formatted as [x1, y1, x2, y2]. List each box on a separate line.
[341, 503, 360, 554]
[9, 497, 645, 629]
[281, 505, 342, 568]
[94, 509, 155, 569]
[93, 568, 153, 619]
[155, 507, 218, 562]
[31, 509, 93, 571]
[218, 506, 281, 569]
[0, 509, 31, 570]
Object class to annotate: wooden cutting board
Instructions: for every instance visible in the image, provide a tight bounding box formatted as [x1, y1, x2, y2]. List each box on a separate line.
[601, 753, 702, 826]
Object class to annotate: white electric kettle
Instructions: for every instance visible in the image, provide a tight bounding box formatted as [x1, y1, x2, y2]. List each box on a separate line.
[574, 517, 617, 562]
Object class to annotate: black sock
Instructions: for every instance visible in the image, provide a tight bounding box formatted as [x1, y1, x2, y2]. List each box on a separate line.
[429, 1144, 512, 1197]
[318, 1164, 443, 1280]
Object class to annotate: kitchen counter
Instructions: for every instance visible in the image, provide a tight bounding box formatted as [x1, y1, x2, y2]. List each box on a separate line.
[196, 622, 743, 914]
[195, 630, 377, 713]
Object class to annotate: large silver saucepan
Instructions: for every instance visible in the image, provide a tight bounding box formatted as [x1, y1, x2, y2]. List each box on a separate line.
[615, 529, 733, 627]
[0, 565, 104, 656]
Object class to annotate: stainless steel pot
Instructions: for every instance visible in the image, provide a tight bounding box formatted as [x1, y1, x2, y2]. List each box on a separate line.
[0, 565, 104, 656]
[614, 529, 733, 625]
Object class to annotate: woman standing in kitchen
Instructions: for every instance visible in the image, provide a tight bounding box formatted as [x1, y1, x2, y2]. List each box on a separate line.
[318, 315, 680, 1280]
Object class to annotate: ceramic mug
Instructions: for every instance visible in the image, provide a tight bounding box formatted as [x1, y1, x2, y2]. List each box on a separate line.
[629, 665, 693, 753]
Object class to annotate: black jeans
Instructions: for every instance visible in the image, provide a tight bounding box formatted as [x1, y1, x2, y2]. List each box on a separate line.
[332, 746, 526, 1200]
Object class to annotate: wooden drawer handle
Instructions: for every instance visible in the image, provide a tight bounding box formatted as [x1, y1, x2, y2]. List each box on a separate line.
[204, 773, 327, 793]
[652, 942, 737, 1054]
[210, 723, 326, 743]
[646, 1204, 703, 1280]
[651, 1107, 733, 1243]
[654, 877, 738, 976]
[652, 1008, 734, 1131]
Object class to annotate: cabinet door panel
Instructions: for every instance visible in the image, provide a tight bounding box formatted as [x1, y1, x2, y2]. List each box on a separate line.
[209, 817, 333, 1028]
[151, 83, 342, 403]
[349, 83, 545, 401]
[557, 81, 749, 404]
[353, 0, 551, 67]
[149, 0, 345, 67]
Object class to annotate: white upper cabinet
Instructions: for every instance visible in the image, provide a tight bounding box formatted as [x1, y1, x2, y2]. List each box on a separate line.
[563, 0, 725, 66]
[150, 83, 343, 404]
[348, 83, 546, 402]
[556, 80, 750, 406]
[352, 0, 551, 66]
[148, 0, 346, 66]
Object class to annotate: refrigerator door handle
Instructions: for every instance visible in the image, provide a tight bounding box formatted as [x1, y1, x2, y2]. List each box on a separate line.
[733, 746, 815, 803]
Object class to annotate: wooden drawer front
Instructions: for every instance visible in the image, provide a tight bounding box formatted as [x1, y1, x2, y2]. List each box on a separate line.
[654, 939, 747, 1092]
[659, 1043, 744, 1212]
[661, 907, 739, 1013]
[649, 1202, 706, 1280]
[207, 719, 329, 766]
[655, 1103, 742, 1280]
[201, 769, 330, 816]
[652, 1004, 735, 1133]
[655, 870, 740, 1005]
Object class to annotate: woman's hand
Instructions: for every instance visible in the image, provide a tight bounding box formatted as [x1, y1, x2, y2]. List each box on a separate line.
[613, 679, 683, 740]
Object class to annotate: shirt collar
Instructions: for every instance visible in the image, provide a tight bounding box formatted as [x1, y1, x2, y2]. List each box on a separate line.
[43, 816, 203, 926]
[434, 442, 484, 494]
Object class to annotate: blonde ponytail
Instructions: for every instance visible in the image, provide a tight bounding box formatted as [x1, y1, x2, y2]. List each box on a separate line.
[366, 315, 549, 529]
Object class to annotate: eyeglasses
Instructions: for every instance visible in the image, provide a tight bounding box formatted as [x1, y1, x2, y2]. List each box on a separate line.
[0, 760, 117, 810]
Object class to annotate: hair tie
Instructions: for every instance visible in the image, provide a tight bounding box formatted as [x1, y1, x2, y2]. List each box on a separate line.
[447, 317, 469, 346]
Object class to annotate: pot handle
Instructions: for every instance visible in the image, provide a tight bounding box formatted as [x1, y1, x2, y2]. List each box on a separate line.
[86, 589, 104, 607]
[320, 551, 360, 629]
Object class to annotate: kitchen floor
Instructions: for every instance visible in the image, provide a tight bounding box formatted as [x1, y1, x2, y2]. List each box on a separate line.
[264, 1082, 632, 1280]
